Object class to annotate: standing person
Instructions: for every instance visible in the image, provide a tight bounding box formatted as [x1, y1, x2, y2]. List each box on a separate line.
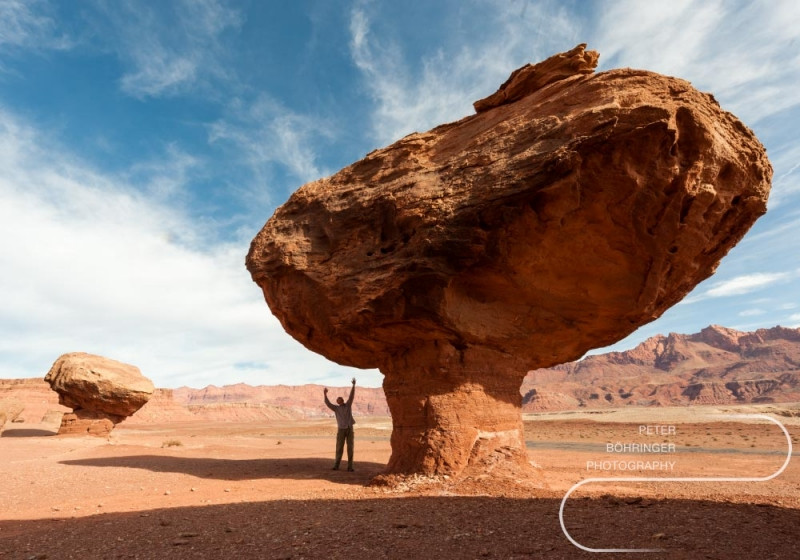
[324, 377, 356, 471]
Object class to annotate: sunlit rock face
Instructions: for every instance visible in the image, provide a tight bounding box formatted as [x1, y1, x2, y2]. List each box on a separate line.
[247, 44, 772, 478]
[45, 352, 154, 436]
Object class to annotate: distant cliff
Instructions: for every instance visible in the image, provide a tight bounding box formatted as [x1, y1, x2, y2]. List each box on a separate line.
[2, 325, 799, 425]
[521, 325, 800, 410]
[128, 384, 390, 424]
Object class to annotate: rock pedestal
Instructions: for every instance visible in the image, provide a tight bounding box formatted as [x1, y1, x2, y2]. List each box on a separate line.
[382, 343, 530, 476]
[246, 44, 772, 478]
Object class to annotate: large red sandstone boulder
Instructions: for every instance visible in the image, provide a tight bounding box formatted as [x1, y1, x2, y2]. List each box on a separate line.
[246, 44, 771, 478]
[45, 352, 154, 436]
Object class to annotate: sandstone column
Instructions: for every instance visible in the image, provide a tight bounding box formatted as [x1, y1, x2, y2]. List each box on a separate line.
[381, 343, 530, 476]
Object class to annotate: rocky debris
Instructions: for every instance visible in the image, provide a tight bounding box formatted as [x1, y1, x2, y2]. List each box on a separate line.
[247, 44, 771, 478]
[45, 352, 154, 436]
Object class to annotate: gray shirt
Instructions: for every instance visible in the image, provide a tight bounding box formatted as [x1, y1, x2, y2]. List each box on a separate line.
[324, 385, 356, 429]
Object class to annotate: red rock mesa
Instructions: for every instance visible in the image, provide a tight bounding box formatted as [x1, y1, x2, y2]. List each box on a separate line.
[247, 44, 772, 478]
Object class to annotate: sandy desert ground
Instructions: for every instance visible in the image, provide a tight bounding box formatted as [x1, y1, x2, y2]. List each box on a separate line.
[1, 404, 799, 560]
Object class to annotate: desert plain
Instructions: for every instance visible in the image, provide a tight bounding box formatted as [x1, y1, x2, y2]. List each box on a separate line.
[1, 403, 799, 560]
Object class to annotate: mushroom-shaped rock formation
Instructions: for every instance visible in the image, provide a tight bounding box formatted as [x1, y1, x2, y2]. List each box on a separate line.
[246, 44, 772, 478]
[45, 352, 154, 436]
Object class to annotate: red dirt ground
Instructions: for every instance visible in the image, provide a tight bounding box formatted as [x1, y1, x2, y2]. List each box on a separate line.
[1, 406, 799, 559]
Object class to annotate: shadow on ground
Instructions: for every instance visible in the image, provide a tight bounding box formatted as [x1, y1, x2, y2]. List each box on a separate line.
[1, 496, 798, 559]
[0, 428, 57, 438]
[60, 456, 386, 484]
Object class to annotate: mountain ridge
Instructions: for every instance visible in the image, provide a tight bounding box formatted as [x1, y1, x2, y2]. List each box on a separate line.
[520, 325, 800, 410]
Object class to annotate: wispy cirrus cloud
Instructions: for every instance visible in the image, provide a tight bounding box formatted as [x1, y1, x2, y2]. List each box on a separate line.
[0, 0, 70, 50]
[208, 95, 333, 201]
[682, 272, 793, 303]
[95, 0, 242, 98]
[0, 0, 72, 70]
[738, 308, 767, 317]
[125, 143, 202, 204]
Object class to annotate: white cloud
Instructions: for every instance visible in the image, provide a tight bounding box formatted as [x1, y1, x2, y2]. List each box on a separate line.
[0, 107, 378, 388]
[124, 143, 202, 206]
[738, 308, 766, 317]
[97, 0, 242, 98]
[705, 272, 791, 298]
[208, 95, 332, 196]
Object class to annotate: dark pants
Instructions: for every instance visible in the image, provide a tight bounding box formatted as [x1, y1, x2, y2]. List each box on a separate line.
[334, 426, 354, 469]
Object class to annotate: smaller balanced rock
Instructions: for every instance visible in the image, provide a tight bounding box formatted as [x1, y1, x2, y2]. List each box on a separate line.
[45, 352, 154, 436]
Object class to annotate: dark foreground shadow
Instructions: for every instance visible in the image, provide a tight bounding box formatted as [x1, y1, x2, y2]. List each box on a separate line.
[0, 428, 57, 437]
[60, 456, 386, 485]
[1, 496, 799, 559]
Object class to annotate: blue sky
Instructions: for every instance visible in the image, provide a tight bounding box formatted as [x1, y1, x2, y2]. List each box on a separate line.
[0, 0, 798, 389]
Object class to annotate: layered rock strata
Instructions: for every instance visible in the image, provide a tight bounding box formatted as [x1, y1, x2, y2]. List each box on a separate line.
[45, 352, 154, 436]
[522, 325, 800, 410]
[246, 44, 772, 478]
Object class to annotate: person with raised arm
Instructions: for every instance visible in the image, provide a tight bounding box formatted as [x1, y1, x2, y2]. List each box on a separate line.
[323, 377, 356, 471]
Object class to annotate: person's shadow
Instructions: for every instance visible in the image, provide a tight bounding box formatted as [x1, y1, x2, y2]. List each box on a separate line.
[60, 455, 384, 485]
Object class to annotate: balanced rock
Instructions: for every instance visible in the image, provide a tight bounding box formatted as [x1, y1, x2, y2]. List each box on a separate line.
[246, 44, 771, 478]
[45, 352, 154, 436]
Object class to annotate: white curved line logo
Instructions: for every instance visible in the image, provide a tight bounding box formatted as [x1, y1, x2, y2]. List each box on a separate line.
[558, 414, 793, 553]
